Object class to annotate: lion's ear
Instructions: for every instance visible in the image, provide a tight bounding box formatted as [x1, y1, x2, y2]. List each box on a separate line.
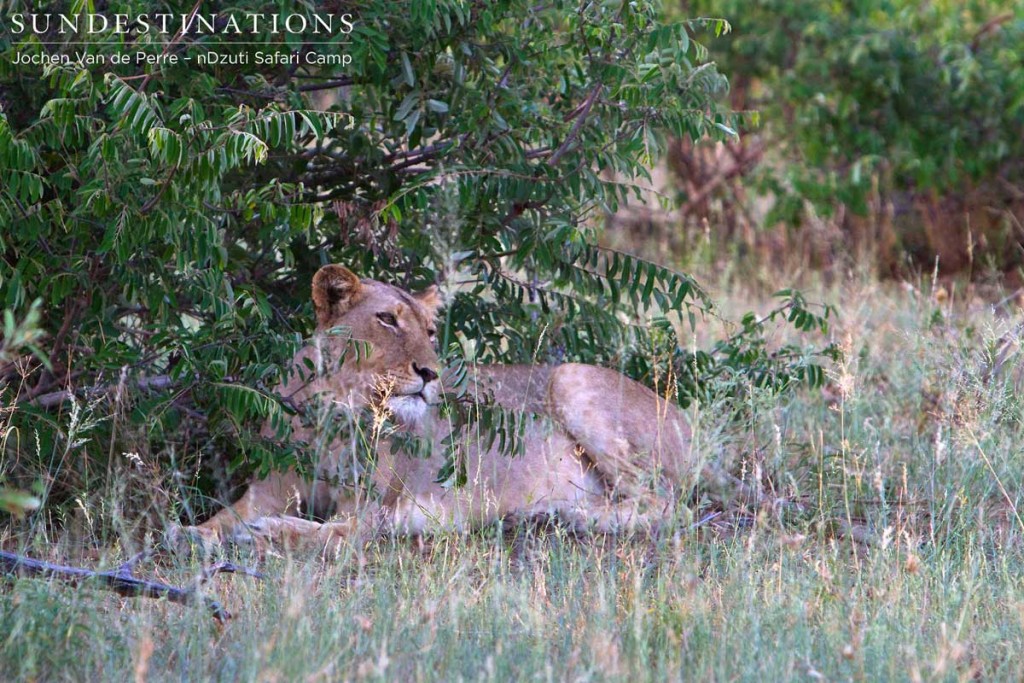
[414, 284, 443, 317]
[312, 265, 363, 326]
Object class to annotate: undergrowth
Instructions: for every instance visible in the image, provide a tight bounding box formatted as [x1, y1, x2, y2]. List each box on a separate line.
[2, 275, 1023, 681]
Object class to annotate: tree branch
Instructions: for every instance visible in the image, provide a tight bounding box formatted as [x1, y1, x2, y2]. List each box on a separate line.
[298, 77, 357, 92]
[678, 141, 765, 216]
[25, 371, 253, 410]
[547, 84, 603, 167]
[25, 374, 180, 409]
[0, 550, 260, 622]
[138, 0, 202, 94]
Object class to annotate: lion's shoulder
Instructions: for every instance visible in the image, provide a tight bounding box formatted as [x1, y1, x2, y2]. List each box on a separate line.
[462, 364, 555, 415]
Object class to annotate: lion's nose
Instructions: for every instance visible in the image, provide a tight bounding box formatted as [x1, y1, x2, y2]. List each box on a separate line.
[413, 363, 439, 383]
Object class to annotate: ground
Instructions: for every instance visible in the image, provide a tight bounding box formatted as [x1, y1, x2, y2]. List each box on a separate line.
[2, 271, 1023, 681]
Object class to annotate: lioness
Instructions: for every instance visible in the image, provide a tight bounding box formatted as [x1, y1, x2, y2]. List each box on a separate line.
[178, 264, 710, 550]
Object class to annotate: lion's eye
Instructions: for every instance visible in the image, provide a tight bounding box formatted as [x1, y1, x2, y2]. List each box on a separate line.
[376, 312, 398, 327]
[427, 328, 438, 343]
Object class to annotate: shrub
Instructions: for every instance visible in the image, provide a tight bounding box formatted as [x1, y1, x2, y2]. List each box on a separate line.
[677, 0, 1024, 275]
[0, 0, 833, 524]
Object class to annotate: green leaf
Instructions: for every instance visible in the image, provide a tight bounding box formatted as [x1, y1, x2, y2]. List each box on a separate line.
[426, 99, 449, 113]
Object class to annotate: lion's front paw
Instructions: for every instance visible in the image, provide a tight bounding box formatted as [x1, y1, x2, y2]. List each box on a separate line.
[227, 515, 324, 552]
[219, 519, 271, 553]
[316, 518, 363, 558]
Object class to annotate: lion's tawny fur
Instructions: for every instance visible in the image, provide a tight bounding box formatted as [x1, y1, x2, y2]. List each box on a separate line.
[179, 264, 704, 550]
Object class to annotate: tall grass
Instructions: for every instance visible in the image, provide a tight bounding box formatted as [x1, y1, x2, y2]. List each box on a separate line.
[2, 276, 1023, 681]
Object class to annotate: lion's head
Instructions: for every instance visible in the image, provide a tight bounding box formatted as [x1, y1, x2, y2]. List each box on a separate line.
[308, 264, 443, 425]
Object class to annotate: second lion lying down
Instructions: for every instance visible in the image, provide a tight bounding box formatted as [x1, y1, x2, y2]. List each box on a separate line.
[177, 264, 713, 550]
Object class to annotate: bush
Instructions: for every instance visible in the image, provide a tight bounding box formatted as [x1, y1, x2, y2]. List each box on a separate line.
[677, 0, 1024, 275]
[0, 0, 833, 525]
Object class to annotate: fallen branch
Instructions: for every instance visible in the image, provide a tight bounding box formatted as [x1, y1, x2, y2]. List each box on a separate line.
[0, 550, 261, 622]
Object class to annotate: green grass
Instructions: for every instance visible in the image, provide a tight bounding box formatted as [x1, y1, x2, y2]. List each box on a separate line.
[1, 530, 1020, 681]
[3, 277, 1024, 681]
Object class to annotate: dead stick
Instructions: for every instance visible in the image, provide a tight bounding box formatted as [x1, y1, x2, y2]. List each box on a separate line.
[198, 560, 265, 584]
[0, 550, 239, 621]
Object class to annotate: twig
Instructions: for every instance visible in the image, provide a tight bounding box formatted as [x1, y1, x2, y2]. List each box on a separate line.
[689, 511, 723, 529]
[679, 141, 765, 216]
[116, 549, 154, 576]
[298, 77, 357, 92]
[138, 0, 202, 94]
[26, 374, 179, 409]
[0, 550, 252, 621]
[547, 84, 603, 167]
[139, 164, 179, 215]
[970, 13, 1012, 52]
[25, 373, 251, 409]
[198, 560, 265, 584]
